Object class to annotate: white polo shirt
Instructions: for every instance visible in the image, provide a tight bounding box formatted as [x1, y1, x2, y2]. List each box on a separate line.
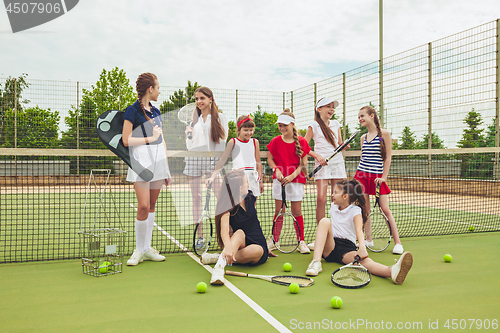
[329, 203, 362, 245]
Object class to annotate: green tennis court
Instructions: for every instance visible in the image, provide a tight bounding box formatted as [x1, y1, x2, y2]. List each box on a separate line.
[1, 232, 499, 332]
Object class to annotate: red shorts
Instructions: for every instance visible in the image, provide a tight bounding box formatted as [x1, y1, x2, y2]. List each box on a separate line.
[354, 170, 391, 196]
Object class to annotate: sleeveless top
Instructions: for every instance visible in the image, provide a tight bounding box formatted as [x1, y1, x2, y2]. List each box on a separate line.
[229, 191, 267, 250]
[232, 138, 257, 171]
[357, 134, 384, 174]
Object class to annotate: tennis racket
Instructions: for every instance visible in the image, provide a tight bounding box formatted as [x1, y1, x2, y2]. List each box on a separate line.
[226, 271, 314, 287]
[193, 184, 213, 256]
[308, 130, 360, 179]
[271, 184, 300, 253]
[177, 103, 196, 140]
[331, 255, 371, 289]
[364, 184, 392, 252]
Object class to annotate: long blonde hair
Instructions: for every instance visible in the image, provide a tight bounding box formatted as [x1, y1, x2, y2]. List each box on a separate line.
[361, 105, 386, 161]
[315, 98, 337, 148]
[192, 87, 225, 143]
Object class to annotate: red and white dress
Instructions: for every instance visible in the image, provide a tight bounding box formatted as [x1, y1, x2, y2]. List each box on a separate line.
[231, 138, 261, 196]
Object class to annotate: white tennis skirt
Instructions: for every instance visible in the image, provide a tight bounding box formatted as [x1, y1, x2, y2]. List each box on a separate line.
[272, 179, 304, 201]
[126, 144, 171, 183]
[241, 169, 261, 197]
[313, 160, 347, 180]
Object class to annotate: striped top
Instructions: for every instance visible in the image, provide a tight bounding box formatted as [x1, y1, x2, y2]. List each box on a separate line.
[357, 134, 384, 174]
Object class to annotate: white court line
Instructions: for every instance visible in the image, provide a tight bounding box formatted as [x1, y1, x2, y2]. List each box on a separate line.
[129, 203, 291, 333]
[395, 212, 500, 231]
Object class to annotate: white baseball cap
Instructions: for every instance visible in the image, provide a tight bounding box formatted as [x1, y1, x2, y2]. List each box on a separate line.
[316, 97, 339, 110]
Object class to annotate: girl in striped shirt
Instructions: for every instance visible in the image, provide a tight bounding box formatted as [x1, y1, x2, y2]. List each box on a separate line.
[354, 106, 404, 254]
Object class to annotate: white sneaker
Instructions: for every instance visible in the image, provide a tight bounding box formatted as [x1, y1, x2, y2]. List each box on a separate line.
[306, 259, 322, 276]
[307, 241, 315, 251]
[391, 252, 413, 285]
[365, 240, 374, 247]
[393, 243, 404, 255]
[210, 264, 225, 285]
[298, 241, 310, 254]
[201, 253, 220, 265]
[142, 247, 165, 261]
[127, 249, 143, 266]
[267, 237, 277, 251]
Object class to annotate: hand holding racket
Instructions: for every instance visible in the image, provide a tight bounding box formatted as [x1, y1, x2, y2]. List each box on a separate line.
[308, 130, 360, 179]
[226, 271, 314, 287]
[331, 255, 371, 289]
[177, 103, 197, 140]
[364, 184, 392, 252]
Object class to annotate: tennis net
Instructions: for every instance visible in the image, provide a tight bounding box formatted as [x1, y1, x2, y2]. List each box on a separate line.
[0, 148, 499, 263]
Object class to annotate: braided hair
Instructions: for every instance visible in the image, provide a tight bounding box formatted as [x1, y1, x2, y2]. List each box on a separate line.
[361, 105, 386, 161]
[135, 72, 158, 121]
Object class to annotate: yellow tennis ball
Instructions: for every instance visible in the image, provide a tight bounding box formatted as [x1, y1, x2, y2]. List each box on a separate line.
[469, 226, 475, 232]
[443, 254, 453, 263]
[196, 282, 207, 293]
[99, 261, 111, 274]
[331, 296, 343, 309]
[283, 262, 292, 272]
[289, 283, 299, 294]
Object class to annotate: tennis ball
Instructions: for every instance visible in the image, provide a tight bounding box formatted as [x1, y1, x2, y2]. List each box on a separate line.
[289, 283, 300, 294]
[330, 296, 343, 309]
[99, 261, 111, 274]
[443, 254, 453, 263]
[196, 282, 207, 293]
[469, 225, 475, 232]
[283, 262, 292, 272]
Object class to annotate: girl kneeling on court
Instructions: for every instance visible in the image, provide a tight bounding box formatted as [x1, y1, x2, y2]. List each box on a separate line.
[305, 179, 413, 285]
[205, 170, 270, 285]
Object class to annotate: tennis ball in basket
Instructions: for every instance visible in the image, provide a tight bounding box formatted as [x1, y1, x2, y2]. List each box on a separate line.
[289, 283, 300, 294]
[443, 254, 453, 263]
[99, 261, 111, 274]
[469, 226, 475, 232]
[196, 282, 207, 293]
[283, 262, 292, 272]
[330, 296, 343, 309]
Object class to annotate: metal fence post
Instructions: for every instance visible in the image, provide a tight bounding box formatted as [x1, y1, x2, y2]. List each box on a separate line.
[379, 0, 384, 128]
[343, 73, 346, 138]
[428, 42, 432, 178]
[77, 81, 80, 175]
[314, 82, 317, 107]
[291, 91, 293, 113]
[283, 92, 285, 111]
[14, 78, 17, 149]
[235, 89, 238, 120]
[495, 19, 500, 180]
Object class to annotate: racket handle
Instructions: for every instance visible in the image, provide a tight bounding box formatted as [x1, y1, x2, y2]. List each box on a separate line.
[308, 165, 321, 179]
[188, 132, 192, 140]
[225, 271, 248, 277]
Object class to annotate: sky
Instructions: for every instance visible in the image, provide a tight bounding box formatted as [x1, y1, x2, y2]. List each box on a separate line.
[1, 0, 499, 92]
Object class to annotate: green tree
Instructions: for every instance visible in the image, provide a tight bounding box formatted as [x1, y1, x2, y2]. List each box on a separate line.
[160, 81, 201, 113]
[252, 106, 280, 150]
[397, 126, 417, 150]
[227, 120, 237, 142]
[1, 106, 59, 149]
[457, 109, 490, 179]
[484, 117, 496, 148]
[0, 74, 30, 146]
[416, 132, 446, 149]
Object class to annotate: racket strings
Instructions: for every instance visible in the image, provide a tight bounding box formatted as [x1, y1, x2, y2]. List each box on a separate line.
[272, 276, 313, 287]
[332, 267, 370, 287]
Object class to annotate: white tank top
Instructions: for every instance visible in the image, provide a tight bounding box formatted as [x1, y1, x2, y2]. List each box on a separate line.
[232, 138, 257, 170]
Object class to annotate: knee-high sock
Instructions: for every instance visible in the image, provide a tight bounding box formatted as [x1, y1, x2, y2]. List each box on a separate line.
[272, 215, 283, 242]
[143, 212, 155, 253]
[294, 215, 305, 241]
[135, 218, 148, 253]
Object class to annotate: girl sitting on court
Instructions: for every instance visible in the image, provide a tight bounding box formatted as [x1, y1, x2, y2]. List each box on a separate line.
[355, 105, 404, 254]
[205, 170, 270, 285]
[122, 72, 171, 266]
[305, 179, 413, 285]
[206, 114, 264, 197]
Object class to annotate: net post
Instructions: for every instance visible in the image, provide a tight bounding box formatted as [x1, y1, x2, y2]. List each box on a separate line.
[379, 0, 384, 128]
[77, 81, 80, 175]
[313, 82, 317, 107]
[343, 72, 346, 138]
[428, 42, 433, 178]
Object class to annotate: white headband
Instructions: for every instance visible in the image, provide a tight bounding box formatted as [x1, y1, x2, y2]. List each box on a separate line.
[316, 97, 339, 110]
[276, 114, 296, 125]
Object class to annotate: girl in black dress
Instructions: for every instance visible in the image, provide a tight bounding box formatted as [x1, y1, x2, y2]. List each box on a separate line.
[207, 170, 271, 285]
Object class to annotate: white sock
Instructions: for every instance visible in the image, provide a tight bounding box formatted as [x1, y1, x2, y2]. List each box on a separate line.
[135, 218, 148, 254]
[143, 212, 155, 253]
[215, 255, 227, 269]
